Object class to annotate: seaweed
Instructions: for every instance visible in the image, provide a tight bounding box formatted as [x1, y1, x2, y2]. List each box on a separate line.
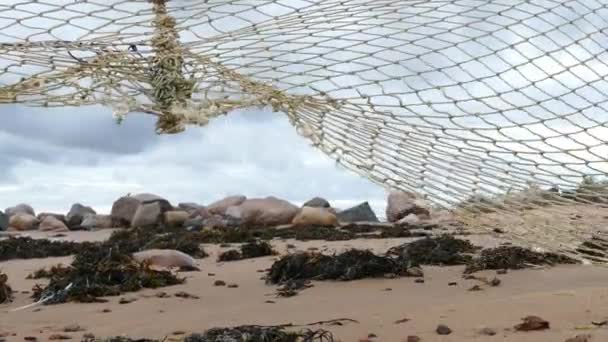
[0, 272, 12, 303]
[107, 227, 208, 258]
[27, 264, 71, 279]
[218, 241, 277, 262]
[387, 235, 480, 266]
[31, 243, 184, 304]
[464, 245, 579, 273]
[267, 249, 409, 284]
[0, 237, 82, 261]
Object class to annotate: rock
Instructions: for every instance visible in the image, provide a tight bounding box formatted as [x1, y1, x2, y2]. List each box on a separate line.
[110, 196, 141, 227]
[436, 324, 452, 335]
[302, 197, 330, 208]
[131, 202, 163, 228]
[81, 214, 113, 230]
[164, 211, 189, 227]
[188, 207, 211, 220]
[292, 207, 338, 226]
[38, 216, 69, 232]
[177, 202, 203, 213]
[397, 213, 420, 225]
[0, 211, 7, 231]
[132, 249, 198, 270]
[227, 197, 299, 227]
[205, 214, 237, 229]
[207, 195, 247, 215]
[406, 336, 421, 342]
[386, 191, 430, 223]
[66, 203, 96, 229]
[5, 204, 35, 217]
[36, 212, 66, 224]
[214, 280, 226, 286]
[514, 316, 550, 331]
[8, 214, 39, 231]
[336, 202, 378, 223]
[565, 334, 591, 342]
[479, 327, 496, 336]
[407, 266, 424, 277]
[183, 217, 204, 231]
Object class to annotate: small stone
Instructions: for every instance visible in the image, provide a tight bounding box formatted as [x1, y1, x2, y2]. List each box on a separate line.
[383, 288, 392, 291]
[406, 336, 421, 342]
[207, 273, 215, 276]
[214, 280, 226, 286]
[101, 308, 111, 313]
[436, 324, 452, 335]
[468, 285, 482, 291]
[489, 277, 501, 286]
[493, 228, 504, 234]
[172, 331, 186, 335]
[82, 333, 95, 339]
[227, 283, 239, 288]
[414, 278, 424, 284]
[394, 318, 410, 324]
[174, 291, 199, 299]
[497, 269, 507, 274]
[514, 316, 550, 331]
[265, 300, 275, 304]
[63, 325, 83, 333]
[155, 292, 169, 298]
[448, 282, 458, 286]
[118, 297, 136, 304]
[24, 337, 37, 341]
[479, 327, 496, 336]
[49, 334, 72, 340]
[368, 333, 377, 338]
[565, 334, 591, 342]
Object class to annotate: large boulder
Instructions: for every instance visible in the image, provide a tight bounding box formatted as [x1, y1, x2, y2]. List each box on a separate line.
[0, 211, 8, 231]
[110, 196, 141, 227]
[132, 193, 172, 210]
[5, 203, 35, 218]
[207, 195, 246, 215]
[131, 202, 164, 228]
[164, 210, 189, 227]
[8, 213, 39, 231]
[39, 216, 69, 232]
[37, 213, 67, 225]
[386, 191, 430, 223]
[226, 197, 299, 227]
[133, 249, 198, 270]
[336, 202, 379, 223]
[81, 214, 113, 230]
[66, 203, 96, 229]
[188, 207, 212, 220]
[292, 206, 338, 226]
[177, 202, 204, 213]
[302, 197, 331, 208]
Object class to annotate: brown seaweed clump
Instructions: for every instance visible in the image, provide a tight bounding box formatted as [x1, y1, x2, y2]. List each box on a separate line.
[32, 243, 184, 304]
[267, 249, 409, 284]
[387, 235, 480, 266]
[0, 236, 83, 261]
[464, 245, 579, 273]
[27, 264, 71, 279]
[84, 326, 333, 342]
[0, 272, 12, 303]
[218, 241, 277, 262]
[107, 227, 208, 258]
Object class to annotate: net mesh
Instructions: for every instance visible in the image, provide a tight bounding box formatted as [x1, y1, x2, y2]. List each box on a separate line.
[1, 0, 608, 259]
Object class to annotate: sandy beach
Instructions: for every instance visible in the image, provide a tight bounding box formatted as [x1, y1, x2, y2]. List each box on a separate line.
[1, 230, 607, 342]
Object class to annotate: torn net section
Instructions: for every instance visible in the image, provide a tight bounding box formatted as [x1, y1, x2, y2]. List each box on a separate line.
[1, 0, 608, 258]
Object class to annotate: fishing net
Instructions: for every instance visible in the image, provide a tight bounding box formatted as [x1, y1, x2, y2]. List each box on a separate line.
[1, 0, 608, 258]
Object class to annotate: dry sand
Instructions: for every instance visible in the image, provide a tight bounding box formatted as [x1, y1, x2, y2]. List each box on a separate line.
[1, 230, 608, 341]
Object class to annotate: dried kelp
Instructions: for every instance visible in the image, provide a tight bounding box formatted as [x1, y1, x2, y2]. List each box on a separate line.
[267, 249, 410, 284]
[387, 235, 480, 266]
[0, 237, 83, 261]
[32, 243, 184, 304]
[464, 245, 579, 273]
[218, 241, 277, 262]
[107, 227, 207, 258]
[27, 264, 71, 279]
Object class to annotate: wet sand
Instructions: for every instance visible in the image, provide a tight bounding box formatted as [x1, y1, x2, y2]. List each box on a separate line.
[1, 230, 608, 341]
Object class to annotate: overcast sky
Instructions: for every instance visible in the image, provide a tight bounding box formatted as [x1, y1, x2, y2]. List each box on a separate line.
[0, 103, 388, 214]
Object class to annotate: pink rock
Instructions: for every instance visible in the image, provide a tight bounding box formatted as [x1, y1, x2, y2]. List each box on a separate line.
[207, 195, 247, 215]
[292, 207, 338, 226]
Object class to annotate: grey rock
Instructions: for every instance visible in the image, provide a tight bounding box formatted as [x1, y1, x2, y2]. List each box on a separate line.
[336, 202, 379, 223]
[131, 202, 163, 228]
[81, 214, 113, 230]
[66, 203, 96, 229]
[386, 191, 430, 223]
[132, 193, 172, 209]
[207, 195, 246, 215]
[111, 196, 140, 227]
[436, 324, 452, 335]
[178, 202, 204, 213]
[183, 217, 204, 231]
[302, 197, 331, 208]
[37, 213, 67, 225]
[5, 203, 35, 217]
[0, 211, 8, 231]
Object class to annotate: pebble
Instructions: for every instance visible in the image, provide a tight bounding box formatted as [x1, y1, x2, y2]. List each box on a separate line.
[414, 279, 424, 284]
[515, 316, 550, 331]
[436, 324, 452, 335]
[49, 334, 72, 340]
[406, 336, 421, 342]
[214, 280, 226, 286]
[227, 283, 239, 288]
[479, 327, 497, 336]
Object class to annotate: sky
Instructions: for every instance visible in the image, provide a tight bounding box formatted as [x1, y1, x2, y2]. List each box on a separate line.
[0, 103, 388, 215]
